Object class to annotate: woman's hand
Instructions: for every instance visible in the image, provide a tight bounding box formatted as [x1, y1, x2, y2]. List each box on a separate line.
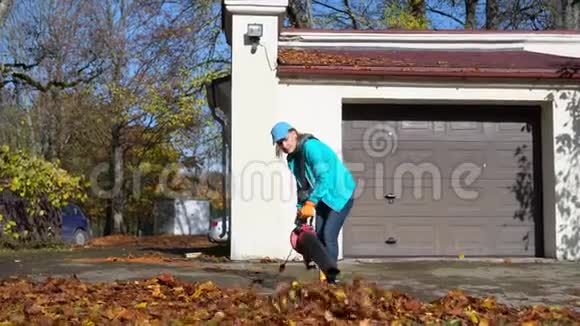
[298, 200, 316, 219]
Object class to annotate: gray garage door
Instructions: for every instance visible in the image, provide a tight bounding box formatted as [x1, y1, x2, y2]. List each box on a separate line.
[342, 106, 539, 257]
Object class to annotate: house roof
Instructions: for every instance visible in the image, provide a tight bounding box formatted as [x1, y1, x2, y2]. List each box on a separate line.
[277, 47, 580, 80]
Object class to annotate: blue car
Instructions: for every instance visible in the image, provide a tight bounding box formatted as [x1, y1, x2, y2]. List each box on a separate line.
[60, 203, 92, 246]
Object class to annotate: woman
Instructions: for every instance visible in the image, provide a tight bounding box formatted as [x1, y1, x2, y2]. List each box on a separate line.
[271, 121, 356, 281]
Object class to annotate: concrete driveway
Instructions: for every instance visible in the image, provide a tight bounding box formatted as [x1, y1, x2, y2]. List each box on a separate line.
[1, 247, 579, 311]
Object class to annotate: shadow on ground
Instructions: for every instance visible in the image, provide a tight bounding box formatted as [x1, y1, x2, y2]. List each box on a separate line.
[139, 244, 229, 259]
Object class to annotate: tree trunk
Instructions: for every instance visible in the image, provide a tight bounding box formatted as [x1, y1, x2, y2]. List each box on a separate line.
[104, 0, 127, 236]
[287, 0, 312, 28]
[105, 123, 124, 235]
[0, 0, 13, 26]
[554, 0, 580, 29]
[54, 58, 65, 160]
[409, 0, 426, 21]
[465, 0, 478, 29]
[485, 0, 499, 29]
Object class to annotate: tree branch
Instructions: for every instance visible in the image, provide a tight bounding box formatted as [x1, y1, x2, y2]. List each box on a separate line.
[312, 0, 352, 17]
[342, 0, 359, 29]
[3, 61, 41, 70]
[426, 6, 464, 26]
[9, 68, 102, 92]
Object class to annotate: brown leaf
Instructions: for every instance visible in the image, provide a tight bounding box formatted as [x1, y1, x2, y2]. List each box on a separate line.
[403, 298, 423, 312]
[116, 308, 136, 321]
[324, 310, 334, 322]
[157, 273, 176, 287]
[25, 303, 43, 315]
[0, 275, 579, 324]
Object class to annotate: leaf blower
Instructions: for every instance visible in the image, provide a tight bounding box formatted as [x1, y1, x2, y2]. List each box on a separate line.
[279, 216, 340, 283]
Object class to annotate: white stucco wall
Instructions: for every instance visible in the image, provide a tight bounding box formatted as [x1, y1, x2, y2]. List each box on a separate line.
[225, 1, 580, 261]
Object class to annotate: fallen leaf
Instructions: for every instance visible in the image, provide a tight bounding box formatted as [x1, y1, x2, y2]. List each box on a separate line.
[324, 310, 334, 322]
[334, 289, 347, 301]
[481, 297, 496, 310]
[116, 308, 135, 321]
[478, 319, 490, 326]
[25, 304, 43, 315]
[157, 273, 176, 287]
[135, 302, 147, 309]
[0, 274, 578, 324]
[403, 299, 422, 312]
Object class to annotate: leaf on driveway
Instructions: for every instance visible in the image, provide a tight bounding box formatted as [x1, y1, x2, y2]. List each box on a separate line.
[0, 274, 577, 324]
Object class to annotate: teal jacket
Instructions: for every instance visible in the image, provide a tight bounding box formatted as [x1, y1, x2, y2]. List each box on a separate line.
[287, 136, 356, 212]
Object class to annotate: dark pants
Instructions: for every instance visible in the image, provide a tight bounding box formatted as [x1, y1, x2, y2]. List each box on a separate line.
[315, 197, 354, 263]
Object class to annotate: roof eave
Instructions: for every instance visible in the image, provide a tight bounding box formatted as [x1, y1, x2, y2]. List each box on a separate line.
[277, 66, 580, 81]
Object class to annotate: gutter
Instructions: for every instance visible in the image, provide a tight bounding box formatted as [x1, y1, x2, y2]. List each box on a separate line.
[277, 66, 580, 80]
[278, 30, 580, 54]
[280, 29, 580, 43]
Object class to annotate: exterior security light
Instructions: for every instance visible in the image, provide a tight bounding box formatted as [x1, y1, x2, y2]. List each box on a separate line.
[246, 23, 263, 54]
[247, 23, 263, 38]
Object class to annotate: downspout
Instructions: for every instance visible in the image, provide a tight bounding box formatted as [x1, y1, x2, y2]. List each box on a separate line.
[211, 108, 228, 240]
[207, 79, 229, 242]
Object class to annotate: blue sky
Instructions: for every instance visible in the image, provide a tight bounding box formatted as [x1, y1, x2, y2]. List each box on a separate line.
[298, 0, 487, 30]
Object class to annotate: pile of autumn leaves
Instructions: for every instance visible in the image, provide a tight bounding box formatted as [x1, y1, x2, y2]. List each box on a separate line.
[0, 273, 578, 325]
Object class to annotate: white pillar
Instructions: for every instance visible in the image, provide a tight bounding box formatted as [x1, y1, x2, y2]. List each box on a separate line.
[224, 0, 293, 260]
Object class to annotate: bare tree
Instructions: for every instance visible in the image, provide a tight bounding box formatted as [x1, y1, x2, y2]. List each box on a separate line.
[2, 0, 228, 235]
[426, 0, 556, 30]
[1, 0, 108, 159]
[553, 0, 580, 29]
[287, 0, 313, 28]
[485, 0, 499, 29]
[0, 0, 13, 26]
[465, 0, 478, 29]
[97, 0, 228, 235]
[410, 0, 427, 22]
[287, 1, 421, 29]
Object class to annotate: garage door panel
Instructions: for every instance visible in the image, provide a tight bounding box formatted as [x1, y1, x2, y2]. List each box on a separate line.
[353, 180, 529, 217]
[345, 217, 440, 256]
[355, 142, 531, 161]
[343, 121, 532, 142]
[351, 201, 517, 219]
[446, 121, 485, 139]
[344, 216, 535, 257]
[497, 225, 535, 253]
[344, 144, 533, 181]
[495, 122, 534, 140]
[343, 144, 436, 166]
[360, 177, 524, 189]
[343, 218, 388, 256]
[341, 121, 400, 143]
[343, 114, 538, 257]
[391, 223, 437, 248]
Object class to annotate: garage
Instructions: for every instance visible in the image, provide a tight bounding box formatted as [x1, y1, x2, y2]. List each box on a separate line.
[342, 104, 542, 257]
[218, 0, 580, 260]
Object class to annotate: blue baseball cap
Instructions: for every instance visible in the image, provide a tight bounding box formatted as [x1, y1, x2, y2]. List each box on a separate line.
[271, 121, 292, 144]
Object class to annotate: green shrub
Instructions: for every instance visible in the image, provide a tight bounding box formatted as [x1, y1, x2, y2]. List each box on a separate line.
[0, 145, 88, 247]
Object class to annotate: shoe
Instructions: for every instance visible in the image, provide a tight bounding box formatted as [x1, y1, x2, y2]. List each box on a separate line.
[325, 267, 340, 284]
[326, 272, 338, 284]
